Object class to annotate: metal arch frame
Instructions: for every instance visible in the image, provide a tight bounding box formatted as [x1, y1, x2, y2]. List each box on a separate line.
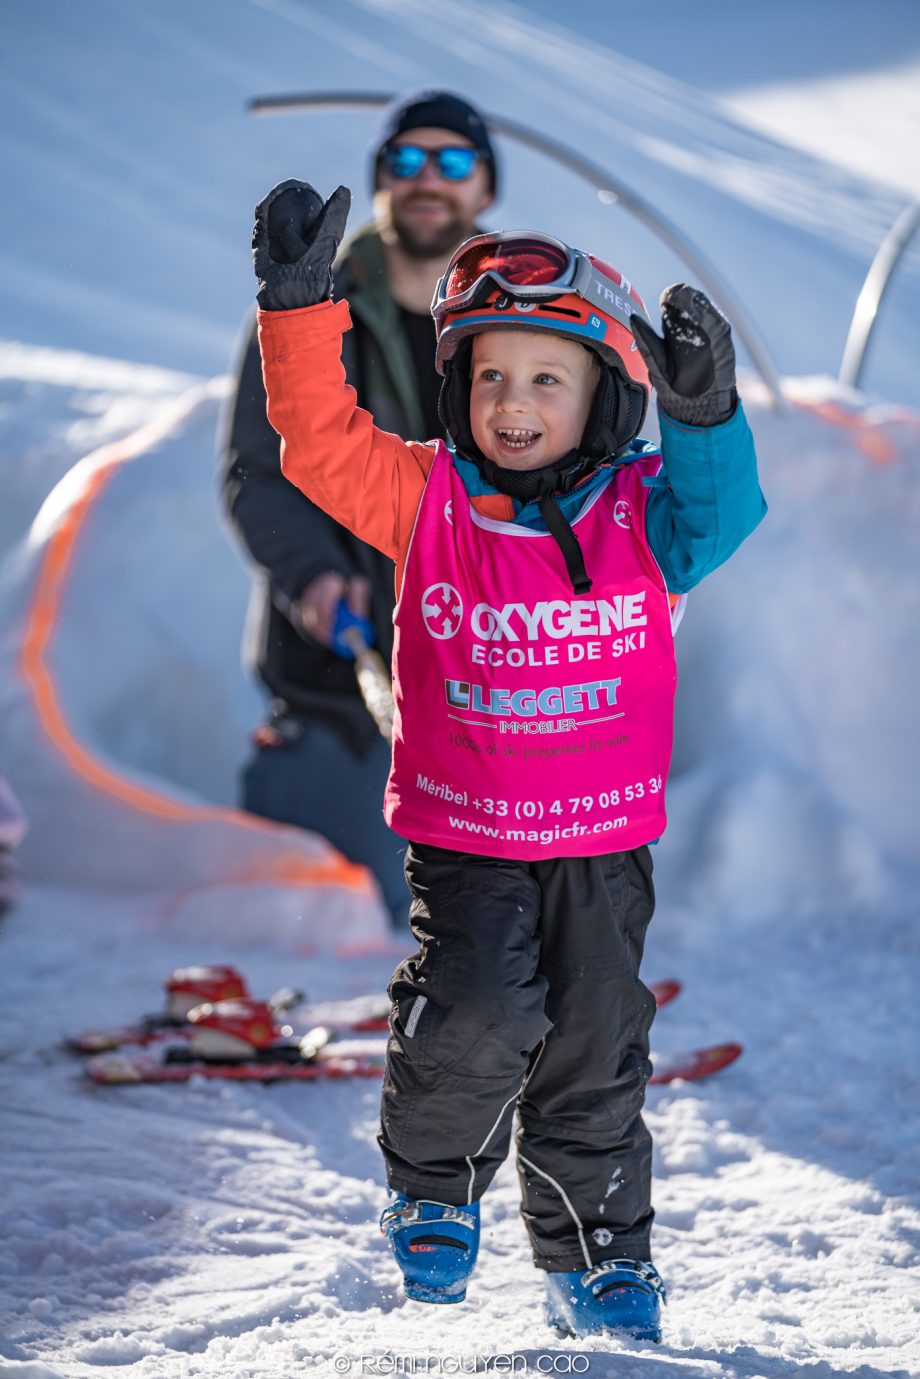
[248, 90, 786, 410]
[839, 198, 920, 392]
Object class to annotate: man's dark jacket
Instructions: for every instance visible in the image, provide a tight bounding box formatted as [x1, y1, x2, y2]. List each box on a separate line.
[221, 225, 433, 756]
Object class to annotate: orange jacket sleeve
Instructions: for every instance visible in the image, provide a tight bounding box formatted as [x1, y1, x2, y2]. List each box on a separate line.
[257, 299, 435, 583]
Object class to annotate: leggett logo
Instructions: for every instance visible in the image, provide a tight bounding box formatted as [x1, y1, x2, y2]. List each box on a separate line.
[421, 582, 463, 639]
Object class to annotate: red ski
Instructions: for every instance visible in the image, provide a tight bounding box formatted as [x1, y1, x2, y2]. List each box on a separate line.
[79, 971, 734, 1090]
[88, 1041, 387, 1085]
[66, 966, 397, 1053]
[86, 1032, 742, 1088]
[68, 967, 683, 1054]
[649, 1041, 743, 1084]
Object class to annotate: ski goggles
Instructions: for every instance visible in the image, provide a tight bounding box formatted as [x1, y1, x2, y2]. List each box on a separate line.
[432, 231, 645, 334]
[379, 142, 482, 182]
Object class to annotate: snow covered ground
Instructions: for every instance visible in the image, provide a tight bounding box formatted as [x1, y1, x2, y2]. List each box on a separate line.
[1, 3, 918, 1376]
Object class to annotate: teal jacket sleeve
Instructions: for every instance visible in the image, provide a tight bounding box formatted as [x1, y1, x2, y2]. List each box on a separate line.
[644, 401, 766, 594]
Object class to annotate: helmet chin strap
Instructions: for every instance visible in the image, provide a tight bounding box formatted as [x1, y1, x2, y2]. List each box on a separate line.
[438, 341, 648, 595]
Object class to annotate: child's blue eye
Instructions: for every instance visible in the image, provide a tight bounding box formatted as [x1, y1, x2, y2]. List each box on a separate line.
[535, 374, 558, 385]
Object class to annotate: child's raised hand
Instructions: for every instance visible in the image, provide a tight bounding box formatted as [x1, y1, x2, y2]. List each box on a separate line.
[252, 180, 351, 311]
[631, 284, 737, 427]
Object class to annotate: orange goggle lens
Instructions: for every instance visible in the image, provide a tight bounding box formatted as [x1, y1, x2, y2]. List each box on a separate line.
[443, 239, 573, 299]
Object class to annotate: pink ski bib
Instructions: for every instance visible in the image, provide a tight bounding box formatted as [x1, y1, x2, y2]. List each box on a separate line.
[384, 442, 681, 860]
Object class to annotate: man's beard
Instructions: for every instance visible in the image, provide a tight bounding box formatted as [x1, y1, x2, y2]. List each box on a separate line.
[390, 200, 472, 260]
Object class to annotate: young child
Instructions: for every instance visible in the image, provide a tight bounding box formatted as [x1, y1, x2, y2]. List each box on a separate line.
[252, 180, 765, 1341]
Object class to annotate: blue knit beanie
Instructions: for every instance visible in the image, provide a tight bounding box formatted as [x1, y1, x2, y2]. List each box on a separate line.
[371, 89, 498, 194]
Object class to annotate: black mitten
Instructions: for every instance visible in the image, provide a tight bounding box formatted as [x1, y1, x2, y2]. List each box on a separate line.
[252, 180, 351, 311]
[632, 284, 737, 427]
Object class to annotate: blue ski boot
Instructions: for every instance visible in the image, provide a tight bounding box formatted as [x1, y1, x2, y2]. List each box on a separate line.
[544, 1259, 666, 1341]
[380, 1195, 480, 1303]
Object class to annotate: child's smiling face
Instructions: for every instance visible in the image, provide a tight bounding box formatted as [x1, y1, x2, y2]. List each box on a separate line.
[468, 329, 600, 471]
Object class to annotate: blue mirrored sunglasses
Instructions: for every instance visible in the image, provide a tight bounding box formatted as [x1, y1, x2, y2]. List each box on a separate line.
[381, 143, 481, 182]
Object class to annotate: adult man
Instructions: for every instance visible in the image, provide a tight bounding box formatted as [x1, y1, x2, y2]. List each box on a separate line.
[221, 90, 496, 926]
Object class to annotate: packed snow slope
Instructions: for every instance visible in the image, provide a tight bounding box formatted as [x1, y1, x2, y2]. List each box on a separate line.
[1, 381, 918, 1379]
[1, 2, 919, 1377]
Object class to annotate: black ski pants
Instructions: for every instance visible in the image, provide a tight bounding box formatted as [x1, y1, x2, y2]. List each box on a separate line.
[379, 841, 658, 1271]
